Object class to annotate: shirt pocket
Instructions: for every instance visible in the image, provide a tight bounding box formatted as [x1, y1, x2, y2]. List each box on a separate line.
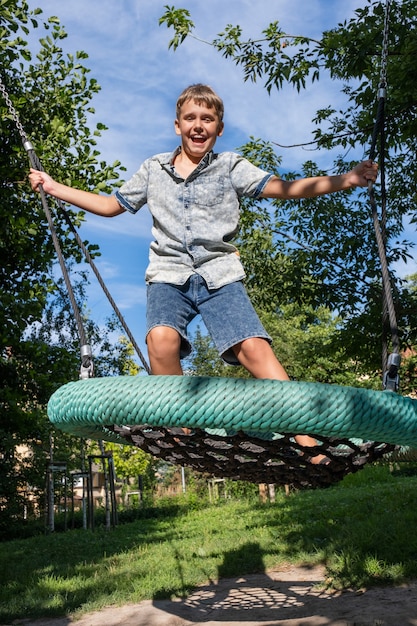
[192, 175, 224, 206]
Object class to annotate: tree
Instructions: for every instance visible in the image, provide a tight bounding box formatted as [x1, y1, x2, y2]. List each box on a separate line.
[159, 2, 417, 370]
[101, 442, 152, 505]
[0, 339, 81, 538]
[184, 327, 247, 378]
[0, 2, 132, 532]
[0, 281, 141, 537]
[187, 304, 381, 388]
[1, 1, 124, 347]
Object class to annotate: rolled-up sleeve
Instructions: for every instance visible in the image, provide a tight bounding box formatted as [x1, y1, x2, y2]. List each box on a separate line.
[229, 154, 274, 198]
[115, 160, 151, 214]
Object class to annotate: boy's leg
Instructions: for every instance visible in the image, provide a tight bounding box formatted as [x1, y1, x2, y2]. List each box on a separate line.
[232, 338, 328, 464]
[147, 325, 193, 435]
[146, 280, 195, 375]
[231, 337, 289, 380]
[147, 325, 183, 375]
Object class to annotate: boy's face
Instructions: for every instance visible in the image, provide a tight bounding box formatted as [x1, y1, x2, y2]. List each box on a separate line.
[175, 99, 224, 161]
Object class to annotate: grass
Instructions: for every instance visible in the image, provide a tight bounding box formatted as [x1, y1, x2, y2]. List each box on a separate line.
[1, 463, 417, 623]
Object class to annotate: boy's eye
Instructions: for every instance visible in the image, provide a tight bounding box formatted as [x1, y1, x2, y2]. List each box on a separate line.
[184, 115, 214, 122]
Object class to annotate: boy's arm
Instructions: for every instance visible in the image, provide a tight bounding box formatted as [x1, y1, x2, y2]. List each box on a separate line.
[260, 160, 378, 200]
[29, 168, 125, 217]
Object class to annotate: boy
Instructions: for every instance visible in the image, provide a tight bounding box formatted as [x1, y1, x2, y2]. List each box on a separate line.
[30, 84, 378, 462]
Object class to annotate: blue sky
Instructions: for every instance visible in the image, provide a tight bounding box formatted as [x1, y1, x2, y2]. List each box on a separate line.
[26, 0, 416, 367]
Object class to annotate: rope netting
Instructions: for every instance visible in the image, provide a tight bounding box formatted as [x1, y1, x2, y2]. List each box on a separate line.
[47, 375, 417, 487]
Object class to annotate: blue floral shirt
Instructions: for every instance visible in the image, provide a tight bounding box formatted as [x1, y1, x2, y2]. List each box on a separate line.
[115, 148, 273, 289]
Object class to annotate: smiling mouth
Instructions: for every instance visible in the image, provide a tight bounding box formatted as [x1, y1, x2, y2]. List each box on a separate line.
[191, 136, 206, 143]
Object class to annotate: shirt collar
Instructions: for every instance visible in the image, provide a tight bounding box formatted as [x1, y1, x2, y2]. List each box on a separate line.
[168, 147, 215, 168]
[160, 147, 216, 183]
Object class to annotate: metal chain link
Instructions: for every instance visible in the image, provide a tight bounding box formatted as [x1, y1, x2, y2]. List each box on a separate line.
[379, 0, 391, 91]
[0, 76, 30, 146]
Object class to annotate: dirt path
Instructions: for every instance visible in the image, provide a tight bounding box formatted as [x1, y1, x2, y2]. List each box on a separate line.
[11, 564, 417, 626]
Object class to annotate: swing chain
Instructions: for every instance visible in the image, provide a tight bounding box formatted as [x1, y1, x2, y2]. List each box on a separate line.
[0, 77, 32, 151]
[378, 0, 391, 96]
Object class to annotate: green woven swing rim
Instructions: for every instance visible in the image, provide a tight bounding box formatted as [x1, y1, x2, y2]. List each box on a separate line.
[47, 376, 417, 448]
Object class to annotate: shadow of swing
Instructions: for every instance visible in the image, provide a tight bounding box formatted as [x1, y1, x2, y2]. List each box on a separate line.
[151, 542, 417, 625]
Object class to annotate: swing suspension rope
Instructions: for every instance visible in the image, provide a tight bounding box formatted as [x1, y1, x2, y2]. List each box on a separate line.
[3, 0, 412, 489]
[366, 0, 401, 391]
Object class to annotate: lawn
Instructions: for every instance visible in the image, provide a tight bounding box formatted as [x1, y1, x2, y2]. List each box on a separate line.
[1, 463, 417, 623]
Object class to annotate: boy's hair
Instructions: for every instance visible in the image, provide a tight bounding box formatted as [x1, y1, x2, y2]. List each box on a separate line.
[176, 84, 224, 121]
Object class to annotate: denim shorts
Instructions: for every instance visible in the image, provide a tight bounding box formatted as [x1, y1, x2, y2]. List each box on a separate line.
[146, 275, 272, 365]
